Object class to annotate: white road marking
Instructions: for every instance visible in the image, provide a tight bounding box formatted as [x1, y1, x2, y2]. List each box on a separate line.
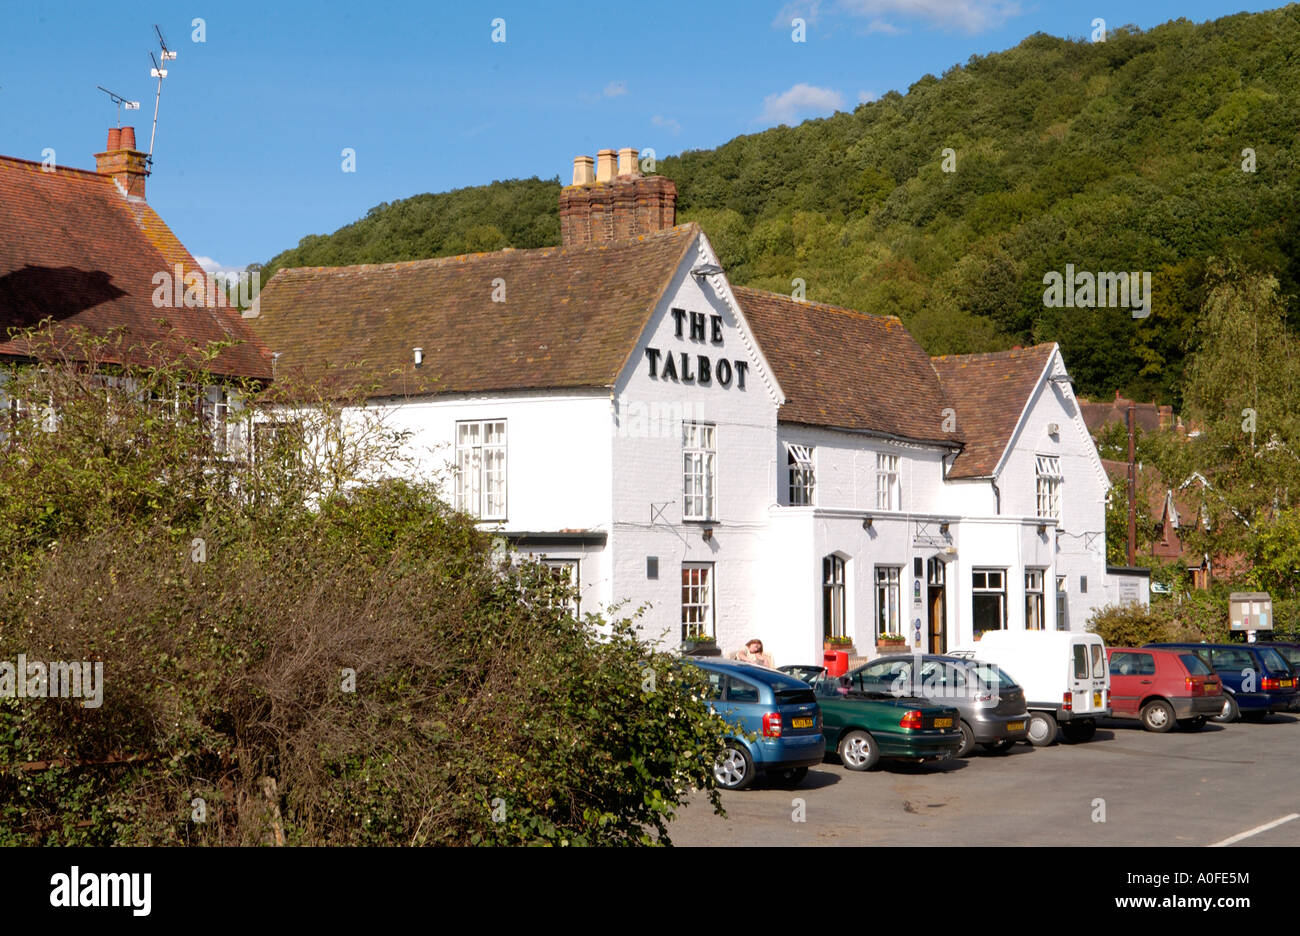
[1209, 813, 1300, 847]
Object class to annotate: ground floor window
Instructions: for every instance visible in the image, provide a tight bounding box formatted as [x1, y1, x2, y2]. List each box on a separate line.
[972, 569, 1006, 636]
[1056, 575, 1069, 631]
[876, 566, 901, 637]
[1025, 569, 1045, 630]
[682, 563, 714, 641]
[823, 555, 846, 639]
[543, 559, 580, 617]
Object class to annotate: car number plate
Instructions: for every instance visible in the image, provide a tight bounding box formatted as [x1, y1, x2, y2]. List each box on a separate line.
[1093, 691, 1102, 706]
[933, 717, 953, 728]
[1283, 680, 1295, 688]
[1007, 720, 1025, 731]
[791, 716, 814, 728]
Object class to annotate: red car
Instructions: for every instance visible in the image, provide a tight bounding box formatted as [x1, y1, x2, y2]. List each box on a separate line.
[1106, 647, 1224, 732]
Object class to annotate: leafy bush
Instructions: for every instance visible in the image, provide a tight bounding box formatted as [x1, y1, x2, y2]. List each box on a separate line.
[1087, 590, 1233, 646]
[0, 333, 726, 845]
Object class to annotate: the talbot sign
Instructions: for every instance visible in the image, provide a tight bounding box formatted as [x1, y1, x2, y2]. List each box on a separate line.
[644, 307, 749, 389]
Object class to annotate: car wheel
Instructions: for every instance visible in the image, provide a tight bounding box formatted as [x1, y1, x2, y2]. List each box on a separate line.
[1060, 720, 1097, 743]
[980, 739, 1017, 754]
[1026, 712, 1058, 747]
[956, 721, 977, 758]
[1140, 700, 1176, 733]
[837, 730, 880, 771]
[1178, 717, 1207, 732]
[774, 766, 809, 788]
[1211, 695, 1239, 724]
[713, 743, 755, 791]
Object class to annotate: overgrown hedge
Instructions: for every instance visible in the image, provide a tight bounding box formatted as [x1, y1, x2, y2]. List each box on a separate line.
[0, 334, 726, 845]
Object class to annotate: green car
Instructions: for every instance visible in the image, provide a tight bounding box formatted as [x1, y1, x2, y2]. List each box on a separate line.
[812, 674, 964, 770]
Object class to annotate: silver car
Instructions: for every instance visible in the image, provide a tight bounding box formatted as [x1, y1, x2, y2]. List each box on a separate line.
[850, 654, 1030, 756]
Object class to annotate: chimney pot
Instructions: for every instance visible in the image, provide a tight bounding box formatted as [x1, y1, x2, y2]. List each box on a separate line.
[95, 125, 149, 199]
[617, 147, 639, 177]
[595, 149, 616, 183]
[572, 155, 595, 186]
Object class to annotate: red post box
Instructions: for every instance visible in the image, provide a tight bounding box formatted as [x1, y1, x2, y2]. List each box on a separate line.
[823, 649, 849, 677]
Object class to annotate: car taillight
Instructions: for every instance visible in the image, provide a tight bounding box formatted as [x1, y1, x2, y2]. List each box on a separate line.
[1062, 691, 1073, 711]
[1186, 677, 1196, 692]
[900, 710, 923, 730]
[762, 712, 783, 738]
[1262, 677, 1281, 691]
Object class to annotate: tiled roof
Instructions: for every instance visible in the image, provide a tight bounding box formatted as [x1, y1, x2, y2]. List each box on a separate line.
[0, 155, 270, 379]
[931, 344, 1056, 479]
[248, 224, 698, 398]
[734, 287, 962, 445]
[1079, 395, 1170, 435]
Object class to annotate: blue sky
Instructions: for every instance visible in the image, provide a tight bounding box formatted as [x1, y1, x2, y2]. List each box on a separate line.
[0, 0, 1283, 271]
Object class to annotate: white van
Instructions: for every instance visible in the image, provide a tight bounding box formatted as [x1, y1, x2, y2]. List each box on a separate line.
[949, 631, 1109, 746]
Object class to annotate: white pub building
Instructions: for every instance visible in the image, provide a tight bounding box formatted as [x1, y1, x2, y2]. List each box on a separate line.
[251, 147, 1116, 667]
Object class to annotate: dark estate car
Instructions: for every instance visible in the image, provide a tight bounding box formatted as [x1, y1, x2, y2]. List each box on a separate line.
[685, 659, 826, 790]
[1146, 643, 1298, 723]
[849, 655, 1031, 756]
[778, 664, 828, 684]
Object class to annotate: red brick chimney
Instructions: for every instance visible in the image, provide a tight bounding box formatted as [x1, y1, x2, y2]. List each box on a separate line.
[559, 147, 677, 247]
[95, 126, 150, 200]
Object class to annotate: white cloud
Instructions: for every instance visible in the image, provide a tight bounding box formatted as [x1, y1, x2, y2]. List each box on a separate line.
[857, 89, 879, 103]
[603, 80, 628, 98]
[194, 256, 245, 280]
[837, 0, 1021, 34]
[758, 83, 846, 125]
[651, 114, 682, 135]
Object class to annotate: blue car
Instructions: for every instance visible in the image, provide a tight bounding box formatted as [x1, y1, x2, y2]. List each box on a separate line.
[685, 659, 824, 790]
[1146, 643, 1299, 723]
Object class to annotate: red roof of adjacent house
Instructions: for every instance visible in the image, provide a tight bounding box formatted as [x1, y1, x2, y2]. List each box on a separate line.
[734, 288, 962, 445]
[0, 155, 270, 379]
[1079, 392, 1174, 435]
[247, 224, 698, 398]
[931, 344, 1056, 479]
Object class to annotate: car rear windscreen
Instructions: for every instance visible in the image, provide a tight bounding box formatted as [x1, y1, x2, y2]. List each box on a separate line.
[1179, 653, 1213, 676]
[775, 688, 817, 705]
[1258, 648, 1292, 675]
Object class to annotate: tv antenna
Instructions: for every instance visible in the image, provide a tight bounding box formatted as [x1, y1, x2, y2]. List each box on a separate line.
[147, 24, 178, 160]
[96, 85, 141, 127]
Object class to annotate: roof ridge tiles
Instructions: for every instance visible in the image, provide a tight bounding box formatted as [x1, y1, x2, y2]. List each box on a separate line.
[272, 222, 699, 278]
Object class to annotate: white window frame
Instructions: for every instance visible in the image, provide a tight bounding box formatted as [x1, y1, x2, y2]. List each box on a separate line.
[876, 453, 901, 511]
[1025, 569, 1045, 631]
[786, 442, 815, 506]
[972, 568, 1007, 636]
[681, 563, 714, 641]
[542, 559, 580, 617]
[1035, 454, 1062, 520]
[455, 419, 507, 521]
[823, 555, 846, 639]
[683, 421, 716, 521]
[876, 565, 902, 637]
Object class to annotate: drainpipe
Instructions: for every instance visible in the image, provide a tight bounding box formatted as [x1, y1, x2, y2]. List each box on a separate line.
[991, 477, 1001, 515]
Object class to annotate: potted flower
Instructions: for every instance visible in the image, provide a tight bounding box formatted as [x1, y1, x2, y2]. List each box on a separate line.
[876, 632, 908, 653]
[681, 633, 720, 656]
[823, 634, 855, 653]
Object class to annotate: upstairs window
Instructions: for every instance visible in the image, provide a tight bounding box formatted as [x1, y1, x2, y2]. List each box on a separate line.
[1035, 455, 1062, 520]
[786, 442, 815, 506]
[683, 422, 716, 520]
[455, 420, 507, 520]
[875, 453, 901, 511]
